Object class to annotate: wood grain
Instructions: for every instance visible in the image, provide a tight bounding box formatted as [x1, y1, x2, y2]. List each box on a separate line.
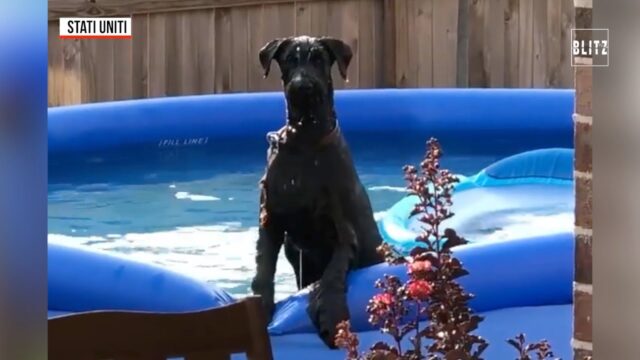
[230, 6, 249, 92]
[483, 0, 505, 87]
[131, 14, 148, 98]
[295, 1, 312, 35]
[532, 0, 548, 87]
[214, 8, 231, 92]
[113, 27, 134, 99]
[48, 25, 63, 106]
[247, 5, 266, 91]
[518, 0, 533, 87]
[164, 12, 179, 96]
[504, 0, 519, 87]
[358, 0, 375, 88]
[394, 0, 409, 87]
[49, 296, 273, 360]
[559, 0, 575, 87]
[371, 0, 384, 87]
[433, 0, 457, 87]
[545, 0, 562, 88]
[408, 0, 432, 87]
[48, 0, 576, 106]
[382, 0, 396, 87]
[147, 13, 166, 97]
[49, 0, 332, 20]
[468, 0, 486, 87]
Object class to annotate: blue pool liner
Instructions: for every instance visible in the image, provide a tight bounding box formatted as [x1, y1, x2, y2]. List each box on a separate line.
[48, 242, 235, 313]
[379, 148, 574, 251]
[48, 89, 574, 154]
[456, 147, 574, 191]
[48, 90, 576, 354]
[235, 304, 572, 360]
[267, 231, 573, 335]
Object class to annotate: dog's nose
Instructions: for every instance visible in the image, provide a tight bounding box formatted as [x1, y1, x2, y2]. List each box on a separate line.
[290, 75, 314, 92]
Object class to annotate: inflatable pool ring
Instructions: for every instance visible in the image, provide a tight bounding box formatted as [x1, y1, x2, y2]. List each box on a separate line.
[48, 242, 235, 314]
[48, 89, 574, 155]
[379, 148, 574, 252]
[268, 232, 573, 335]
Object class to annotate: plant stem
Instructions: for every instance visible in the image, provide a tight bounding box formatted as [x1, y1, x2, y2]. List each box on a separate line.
[415, 301, 422, 358]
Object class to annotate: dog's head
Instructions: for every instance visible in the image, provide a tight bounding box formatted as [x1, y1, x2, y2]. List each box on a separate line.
[259, 36, 352, 115]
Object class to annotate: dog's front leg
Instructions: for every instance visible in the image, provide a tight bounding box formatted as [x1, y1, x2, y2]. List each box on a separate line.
[308, 223, 355, 349]
[251, 223, 284, 323]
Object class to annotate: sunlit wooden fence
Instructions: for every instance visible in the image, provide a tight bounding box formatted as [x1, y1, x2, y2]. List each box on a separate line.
[48, 0, 575, 106]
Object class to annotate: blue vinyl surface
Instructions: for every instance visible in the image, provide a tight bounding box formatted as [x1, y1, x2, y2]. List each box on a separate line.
[236, 304, 572, 360]
[268, 232, 573, 335]
[48, 242, 235, 313]
[48, 89, 574, 154]
[48, 89, 575, 358]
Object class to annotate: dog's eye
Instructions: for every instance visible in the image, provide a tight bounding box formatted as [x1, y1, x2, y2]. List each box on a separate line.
[286, 54, 297, 64]
[310, 52, 323, 65]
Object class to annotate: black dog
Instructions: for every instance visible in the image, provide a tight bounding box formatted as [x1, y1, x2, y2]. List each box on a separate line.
[250, 36, 384, 348]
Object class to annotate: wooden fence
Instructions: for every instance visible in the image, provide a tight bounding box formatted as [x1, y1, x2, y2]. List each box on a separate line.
[48, 0, 575, 106]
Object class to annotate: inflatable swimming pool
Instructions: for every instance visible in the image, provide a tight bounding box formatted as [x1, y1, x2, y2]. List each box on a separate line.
[380, 148, 574, 252]
[48, 89, 575, 359]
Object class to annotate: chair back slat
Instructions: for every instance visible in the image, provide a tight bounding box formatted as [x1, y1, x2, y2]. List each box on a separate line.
[49, 296, 273, 360]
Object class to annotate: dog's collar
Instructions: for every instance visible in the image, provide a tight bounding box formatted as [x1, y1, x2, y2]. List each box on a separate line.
[267, 121, 340, 150]
[317, 122, 341, 148]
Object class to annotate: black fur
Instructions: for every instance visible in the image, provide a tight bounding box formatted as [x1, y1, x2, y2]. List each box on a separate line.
[251, 36, 384, 348]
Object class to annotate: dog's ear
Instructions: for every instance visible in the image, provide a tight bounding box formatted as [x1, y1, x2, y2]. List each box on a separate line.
[259, 38, 291, 78]
[318, 37, 353, 80]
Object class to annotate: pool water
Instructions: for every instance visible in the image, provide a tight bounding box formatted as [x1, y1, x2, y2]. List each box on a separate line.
[48, 135, 573, 299]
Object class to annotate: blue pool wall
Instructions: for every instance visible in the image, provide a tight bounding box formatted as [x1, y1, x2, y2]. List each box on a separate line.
[48, 88, 575, 155]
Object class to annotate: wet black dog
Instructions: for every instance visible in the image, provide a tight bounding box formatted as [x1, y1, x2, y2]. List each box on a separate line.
[250, 36, 384, 348]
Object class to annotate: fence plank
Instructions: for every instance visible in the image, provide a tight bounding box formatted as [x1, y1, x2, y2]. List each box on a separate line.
[48, 25, 63, 106]
[372, 0, 384, 87]
[408, 0, 433, 87]
[559, 0, 574, 88]
[455, 0, 469, 87]
[467, 0, 485, 87]
[164, 12, 180, 96]
[247, 6, 265, 91]
[433, 0, 458, 87]
[196, 9, 217, 93]
[48, 0, 576, 106]
[231, 6, 249, 92]
[517, 0, 533, 87]
[61, 38, 82, 104]
[175, 12, 195, 94]
[114, 29, 133, 100]
[147, 13, 167, 97]
[295, 1, 311, 35]
[382, 0, 396, 87]
[394, 0, 409, 87]
[358, 0, 374, 88]
[48, 0, 331, 20]
[483, 0, 505, 87]
[131, 14, 148, 99]
[259, 4, 293, 90]
[532, 0, 548, 87]
[504, 0, 519, 87]
[94, 40, 115, 101]
[545, 0, 561, 88]
[308, 1, 328, 37]
[214, 8, 232, 92]
[324, 0, 357, 89]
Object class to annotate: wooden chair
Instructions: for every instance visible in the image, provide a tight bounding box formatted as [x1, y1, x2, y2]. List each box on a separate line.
[49, 296, 273, 360]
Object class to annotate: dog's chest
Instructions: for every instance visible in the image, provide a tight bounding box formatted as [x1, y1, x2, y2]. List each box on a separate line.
[265, 151, 328, 210]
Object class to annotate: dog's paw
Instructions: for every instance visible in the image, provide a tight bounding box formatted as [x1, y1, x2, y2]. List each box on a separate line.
[319, 327, 339, 349]
[251, 280, 276, 322]
[261, 300, 275, 321]
[308, 288, 349, 349]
